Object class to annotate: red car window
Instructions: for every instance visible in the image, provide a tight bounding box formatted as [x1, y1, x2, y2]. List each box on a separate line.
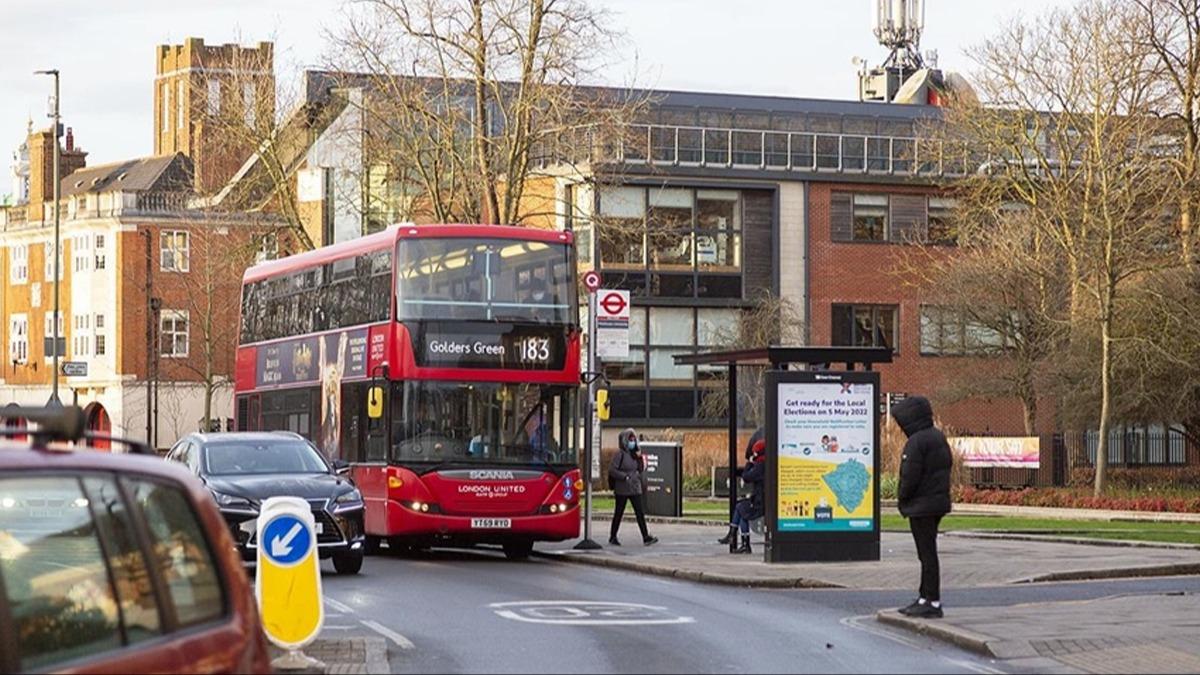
[127, 479, 225, 627]
[0, 476, 123, 670]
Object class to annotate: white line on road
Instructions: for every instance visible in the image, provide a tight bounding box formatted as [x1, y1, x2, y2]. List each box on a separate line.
[361, 619, 416, 650]
[325, 597, 356, 614]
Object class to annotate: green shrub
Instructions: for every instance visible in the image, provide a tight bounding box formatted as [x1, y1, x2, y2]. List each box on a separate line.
[683, 475, 713, 493]
[880, 473, 899, 500]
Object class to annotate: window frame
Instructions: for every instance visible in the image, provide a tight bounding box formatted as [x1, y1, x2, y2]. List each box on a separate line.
[9, 244, 28, 285]
[159, 230, 190, 273]
[831, 303, 900, 354]
[596, 185, 745, 301]
[8, 313, 28, 364]
[851, 194, 889, 242]
[160, 309, 190, 358]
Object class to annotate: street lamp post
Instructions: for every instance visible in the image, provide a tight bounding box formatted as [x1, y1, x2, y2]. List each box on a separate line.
[34, 69, 61, 406]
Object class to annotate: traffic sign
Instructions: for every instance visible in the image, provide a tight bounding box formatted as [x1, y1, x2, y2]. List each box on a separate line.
[582, 270, 602, 293]
[256, 497, 323, 651]
[595, 289, 630, 359]
[61, 361, 87, 377]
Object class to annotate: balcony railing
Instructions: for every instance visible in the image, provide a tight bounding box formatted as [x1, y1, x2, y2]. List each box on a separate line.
[536, 123, 972, 179]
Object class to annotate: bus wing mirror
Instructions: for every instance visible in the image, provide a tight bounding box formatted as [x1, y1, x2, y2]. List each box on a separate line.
[596, 389, 611, 422]
[367, 386, 385, 419]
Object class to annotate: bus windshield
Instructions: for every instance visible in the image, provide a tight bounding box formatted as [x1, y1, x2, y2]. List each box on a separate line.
[389, 381, 575, 467]
[396, 238, 574, 324]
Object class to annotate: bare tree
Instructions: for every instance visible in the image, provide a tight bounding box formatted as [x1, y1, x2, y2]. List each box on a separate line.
[894, 205, 1066, 435]
[695, 291, 804, 429]
[326, 0, 649, 226]
[940, 0, 1185, 494]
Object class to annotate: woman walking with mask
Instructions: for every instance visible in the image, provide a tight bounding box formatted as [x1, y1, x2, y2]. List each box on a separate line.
[608, 428, 659, 546]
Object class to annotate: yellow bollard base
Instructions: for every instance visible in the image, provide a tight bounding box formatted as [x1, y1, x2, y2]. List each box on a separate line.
[272, 649, 326, 673]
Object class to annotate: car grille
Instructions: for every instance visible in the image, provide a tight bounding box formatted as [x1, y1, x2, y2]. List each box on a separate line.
[313, 509, 342, 543]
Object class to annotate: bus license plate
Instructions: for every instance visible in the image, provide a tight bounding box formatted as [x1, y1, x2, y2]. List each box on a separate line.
[471, 518, 511, 529]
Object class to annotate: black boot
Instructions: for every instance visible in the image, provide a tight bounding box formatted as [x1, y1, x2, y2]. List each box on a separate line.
[734, 534, 752, 554]
[717, 525, 737, 545]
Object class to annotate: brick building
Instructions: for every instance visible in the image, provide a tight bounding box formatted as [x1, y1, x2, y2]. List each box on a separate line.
[534, 90, 1032, 441]
[1, 39, 284, 449]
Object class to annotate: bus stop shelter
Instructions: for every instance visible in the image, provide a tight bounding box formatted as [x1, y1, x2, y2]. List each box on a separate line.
[673, 346, 893, 554]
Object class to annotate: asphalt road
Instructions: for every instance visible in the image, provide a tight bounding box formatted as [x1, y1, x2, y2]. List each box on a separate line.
[316, 547, 1038, 674]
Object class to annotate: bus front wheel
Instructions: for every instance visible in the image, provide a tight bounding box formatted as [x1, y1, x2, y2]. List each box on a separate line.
[502, 541, 534, 560]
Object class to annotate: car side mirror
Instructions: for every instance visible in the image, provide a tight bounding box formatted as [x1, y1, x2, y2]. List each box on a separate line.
[333, 458, 350, 475]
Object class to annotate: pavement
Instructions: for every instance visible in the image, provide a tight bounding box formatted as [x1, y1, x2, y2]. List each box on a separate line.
[539, 521, 1200, 589]
[269, 637, 390, 674]
[878, 592, 1200, 674]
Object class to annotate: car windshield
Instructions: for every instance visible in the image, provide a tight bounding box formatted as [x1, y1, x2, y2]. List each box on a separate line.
[203, 440, 330, 476]
[396, 237, 575, 324]
[390, 381, 575, 467]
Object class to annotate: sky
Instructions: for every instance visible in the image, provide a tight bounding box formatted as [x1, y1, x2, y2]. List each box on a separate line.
[1, 0, 1071, 175]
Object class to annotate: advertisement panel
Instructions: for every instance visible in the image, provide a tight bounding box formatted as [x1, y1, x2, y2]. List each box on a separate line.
[950, 437, 1040, 469]
[776, 381, 876, 532]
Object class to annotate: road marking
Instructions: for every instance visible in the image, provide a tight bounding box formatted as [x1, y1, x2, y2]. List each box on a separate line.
[490, 600, 695, 626]
[361, 619, 416, 650]
[323, 624, 355, 631]
[325, 597, 356, 614]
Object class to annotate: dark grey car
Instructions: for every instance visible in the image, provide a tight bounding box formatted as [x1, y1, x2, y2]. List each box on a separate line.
[166, 431, 365, 574]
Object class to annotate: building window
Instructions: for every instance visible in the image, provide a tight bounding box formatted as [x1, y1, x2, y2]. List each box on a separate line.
[9, 314, 28, 363]
[95, 334, 106, 356]
[10, 244, 28, 284]
[243, 82, 256, 128]
[927, 197, 957, 244]
[919, 305, 1006, 356]
[831, 304, 898, 352]
[43, 311, 64, 359]
[207, 80, 221, 116]
[160, 310, 189, 358]
[43, 242, 63, 281]
[73, 235, 90, 273]
[852, 194, 888, 241]
[160, 230, 190, 272]
[94, 233, 107, 269]
[161, 82, 170, 134]
[177, 80, 185, 129]
[596, 185, 744, 300]
[95, 313, 105, 329]
[603, 306, 742, 421]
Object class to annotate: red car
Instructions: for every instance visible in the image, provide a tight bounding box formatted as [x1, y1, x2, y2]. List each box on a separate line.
[0, 406, 271, 674]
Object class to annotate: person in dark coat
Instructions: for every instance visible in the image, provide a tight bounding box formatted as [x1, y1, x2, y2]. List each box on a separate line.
[608, 428, 658, 546]
[890, 395, 953, 619]
[718, 438, 766, 554]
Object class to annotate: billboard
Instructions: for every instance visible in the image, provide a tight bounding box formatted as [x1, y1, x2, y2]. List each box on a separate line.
[950, 437, 1040, 469]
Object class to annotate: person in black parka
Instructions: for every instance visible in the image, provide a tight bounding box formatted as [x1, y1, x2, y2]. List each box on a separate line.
[890, 395, 953, 619]
[718, 438, 766, 554]
[608, 428, 659, 547]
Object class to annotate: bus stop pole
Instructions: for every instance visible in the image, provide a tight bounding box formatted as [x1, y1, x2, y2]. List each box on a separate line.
[727, 362, 738, 553]
[575, 290, 602, 550]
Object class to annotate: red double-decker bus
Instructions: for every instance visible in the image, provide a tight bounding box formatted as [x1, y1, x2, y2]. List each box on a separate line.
[234, 224, 581, 559]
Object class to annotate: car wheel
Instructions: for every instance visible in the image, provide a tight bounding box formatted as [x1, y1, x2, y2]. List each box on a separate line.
[333, 550, 364, 575]
[502, 541, 534, 560]
[364, 535, 382, 556]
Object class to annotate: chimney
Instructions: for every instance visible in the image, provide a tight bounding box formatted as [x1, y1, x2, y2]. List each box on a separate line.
[25, 126, 87, 223]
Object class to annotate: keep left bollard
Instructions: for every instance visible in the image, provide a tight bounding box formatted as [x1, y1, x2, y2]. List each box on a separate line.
[257, 496, 325, 671]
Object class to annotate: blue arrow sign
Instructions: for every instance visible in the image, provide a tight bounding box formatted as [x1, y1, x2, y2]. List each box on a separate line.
[261, 513, 312, 566]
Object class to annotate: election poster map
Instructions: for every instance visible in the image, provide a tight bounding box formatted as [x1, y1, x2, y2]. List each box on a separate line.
[776, 381, 876, 532]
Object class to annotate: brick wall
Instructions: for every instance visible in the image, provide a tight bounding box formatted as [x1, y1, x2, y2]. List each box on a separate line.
[806, 180, 1032, 435]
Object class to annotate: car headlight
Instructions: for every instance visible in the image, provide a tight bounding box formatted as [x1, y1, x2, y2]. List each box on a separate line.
[211, 491, 255, 509]
[334, 489, 363, 507]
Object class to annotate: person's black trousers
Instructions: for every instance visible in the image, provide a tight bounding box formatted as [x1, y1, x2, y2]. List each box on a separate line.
[909, 515, 944, 602]
[611, 494, 650, 540]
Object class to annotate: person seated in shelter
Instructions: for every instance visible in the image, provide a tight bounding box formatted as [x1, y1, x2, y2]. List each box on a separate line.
[718, 438, 766, 554]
